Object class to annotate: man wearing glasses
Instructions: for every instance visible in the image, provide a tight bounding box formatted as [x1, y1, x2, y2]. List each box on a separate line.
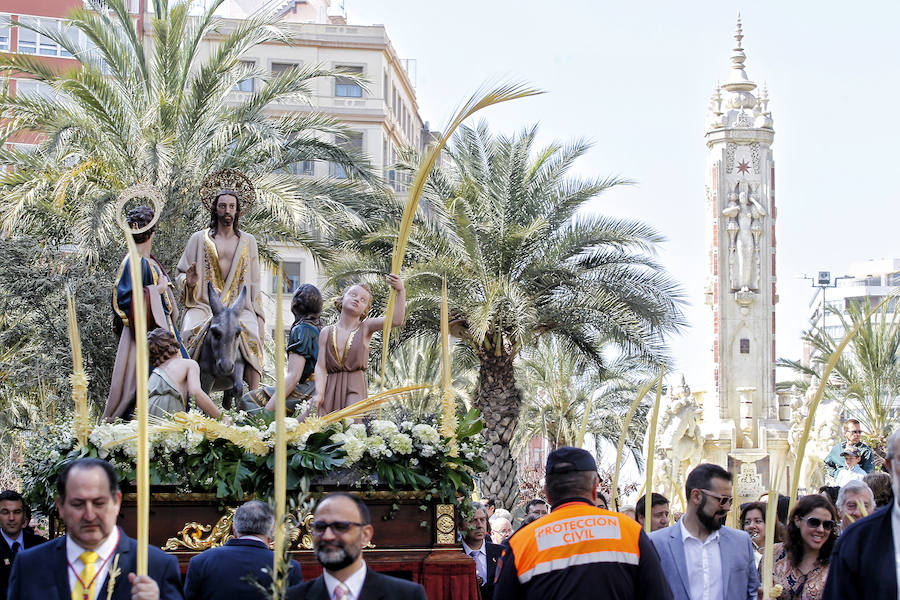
[824, 419, 878, 480]
[824, 428, 900, 598]
[286, 492, 426, 600]
[649, 463, 760, 600]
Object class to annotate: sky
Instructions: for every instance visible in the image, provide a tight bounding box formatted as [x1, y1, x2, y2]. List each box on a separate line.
[349, 0, 900, 392]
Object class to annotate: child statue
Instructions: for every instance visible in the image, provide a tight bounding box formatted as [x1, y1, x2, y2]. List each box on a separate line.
[239, 284, 323, 416]
[315, 274, 405, 415]
[147, 327, 222, 419]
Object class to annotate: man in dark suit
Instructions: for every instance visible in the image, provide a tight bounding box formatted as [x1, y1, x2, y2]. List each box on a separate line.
[824, 428, 900, 599]
[184, 500, 302, 599]
[8, 457, 183, 600]
[459, 501, 502, 600]
[286, 492, 426, 600]
[1, 490, 46, 598]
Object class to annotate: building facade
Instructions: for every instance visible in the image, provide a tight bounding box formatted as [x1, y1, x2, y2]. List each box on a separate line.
[1, 0, 432, 346]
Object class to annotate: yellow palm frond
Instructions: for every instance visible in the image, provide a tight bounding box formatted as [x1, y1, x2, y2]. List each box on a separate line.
[380, 82, 544, 385]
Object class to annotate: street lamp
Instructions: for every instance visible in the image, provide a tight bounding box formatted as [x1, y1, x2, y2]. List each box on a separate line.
[802, 271, 852, 334]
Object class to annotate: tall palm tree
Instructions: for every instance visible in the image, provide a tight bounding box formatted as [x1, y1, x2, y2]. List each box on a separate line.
[513, 337, 651, 465]
[0, 0, 380, 268]
[778, 299, 900, 448]
[326, 123, 684, 507]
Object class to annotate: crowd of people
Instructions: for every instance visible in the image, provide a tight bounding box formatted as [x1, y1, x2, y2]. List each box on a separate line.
[3, 417, 898, 599]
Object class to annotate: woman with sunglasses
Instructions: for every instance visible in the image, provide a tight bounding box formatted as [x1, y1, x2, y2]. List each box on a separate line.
[764, 494, 837, 599]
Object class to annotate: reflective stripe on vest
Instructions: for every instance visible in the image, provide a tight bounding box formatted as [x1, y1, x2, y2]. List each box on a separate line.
[518, 549, 640, 583]
[508, 502, 642, 585]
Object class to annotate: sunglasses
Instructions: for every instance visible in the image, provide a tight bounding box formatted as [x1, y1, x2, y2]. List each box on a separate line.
[699, 489, 733, 507]
[311, 520, 367, 535]
[800, 516, 835, 531]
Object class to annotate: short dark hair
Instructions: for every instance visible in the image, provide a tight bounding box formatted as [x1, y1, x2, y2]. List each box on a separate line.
[291, 284, 323, 329]
[233, 500, 274, 537]
[524, 498, 548, 513]
[484, 498, 495, 509]
[739, 501, 782, 543]
[818, 486, 839, 507]
[545, 470, 597, 505]
[126, 206, 155, 244]
[0, 490, 24, 504]
[864, 472, 894, 508]
[57, 458, 120, 502]
[785, 494, 837, 567]
[316, 492, 370, 525]
[635, 493, 669, 518]
[685, 463, 732, 499]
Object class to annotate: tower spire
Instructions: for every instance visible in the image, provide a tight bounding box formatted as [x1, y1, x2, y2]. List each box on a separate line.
[722, 13, 756, 93]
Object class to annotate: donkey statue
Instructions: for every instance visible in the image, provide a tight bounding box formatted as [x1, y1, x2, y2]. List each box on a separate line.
[196, 281, 247, 409]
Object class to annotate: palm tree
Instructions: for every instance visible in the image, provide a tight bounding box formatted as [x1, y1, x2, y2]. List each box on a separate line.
[778, 299, 900, 449]
[372, 335, 474, 422]
[0, 0, 381, 269]
[326, 123, 684, 508]
[512, 337, 651, 468]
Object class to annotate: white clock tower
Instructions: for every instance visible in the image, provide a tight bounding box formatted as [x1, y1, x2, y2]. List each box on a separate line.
[701, 17, 788, 492]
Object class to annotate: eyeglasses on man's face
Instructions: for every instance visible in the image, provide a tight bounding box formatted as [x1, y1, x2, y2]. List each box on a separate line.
[698, 489, 733, 507]
[311, 520, 367, 535]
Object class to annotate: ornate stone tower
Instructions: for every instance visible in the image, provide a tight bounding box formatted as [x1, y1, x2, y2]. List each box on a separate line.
[701, 17, 788, 495]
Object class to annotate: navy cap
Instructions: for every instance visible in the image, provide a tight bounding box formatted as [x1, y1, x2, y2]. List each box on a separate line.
[546, 447, 597, 474]
[840, 446, 860, 457]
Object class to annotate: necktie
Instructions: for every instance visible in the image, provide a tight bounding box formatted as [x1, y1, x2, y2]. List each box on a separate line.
[11, 542, 20, 554]
[470, 549, 485, 581]
[333, 582, 350, 600]
[72, 551, 99, 600]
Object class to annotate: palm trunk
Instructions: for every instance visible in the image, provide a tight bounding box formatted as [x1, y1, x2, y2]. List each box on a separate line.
[474, 349, 521, 510]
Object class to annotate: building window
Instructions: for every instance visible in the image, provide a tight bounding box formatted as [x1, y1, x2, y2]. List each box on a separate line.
[383, 72, 388, 104]
[0, 23, 9, 52]
[335, 65, 363, 97]
[333, 131, 363, 179]
[15, 18, 74, 58]
[233, 61, 255, 93]
[14, 78, 55, 99]
[273, 261, 304, 294]
[271, 62, 297, 76]
[740, 338, 750, 354]
[288, 160, 315, 176]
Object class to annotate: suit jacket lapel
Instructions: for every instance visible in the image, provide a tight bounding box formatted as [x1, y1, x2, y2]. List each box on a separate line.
[360, 571, 385, 600]
[668, 525, 692, 599]
[717, 530, 730, 600]
[95, 529, 132, 600]
[53, 537, 71, 600]
[881, 510, 898, 597]
[312, 577, 331, 600]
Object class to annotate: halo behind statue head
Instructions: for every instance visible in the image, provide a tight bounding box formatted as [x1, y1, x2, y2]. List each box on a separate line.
[199, 169, 256, 215]
[115, 183, 164, 235]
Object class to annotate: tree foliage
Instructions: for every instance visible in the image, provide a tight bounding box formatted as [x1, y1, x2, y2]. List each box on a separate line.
[325, 122, 685, 506]
[778, 299, 900, 447]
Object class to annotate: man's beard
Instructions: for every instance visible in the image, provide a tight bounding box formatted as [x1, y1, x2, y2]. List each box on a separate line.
[218, 214, 233, 228]
[696, 495, 726, 532]
[315, 540, 359, 570]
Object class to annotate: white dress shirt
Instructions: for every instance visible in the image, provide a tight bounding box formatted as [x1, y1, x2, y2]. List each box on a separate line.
[323, 560, 367, 600]
[680, 518, 723, 600]
[835, 465, 866, 487]
[66, 528, 120, 598]
[461, 539, 487, 583]
[892, 502, 900, 600]
[1, 530, 24, 552]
